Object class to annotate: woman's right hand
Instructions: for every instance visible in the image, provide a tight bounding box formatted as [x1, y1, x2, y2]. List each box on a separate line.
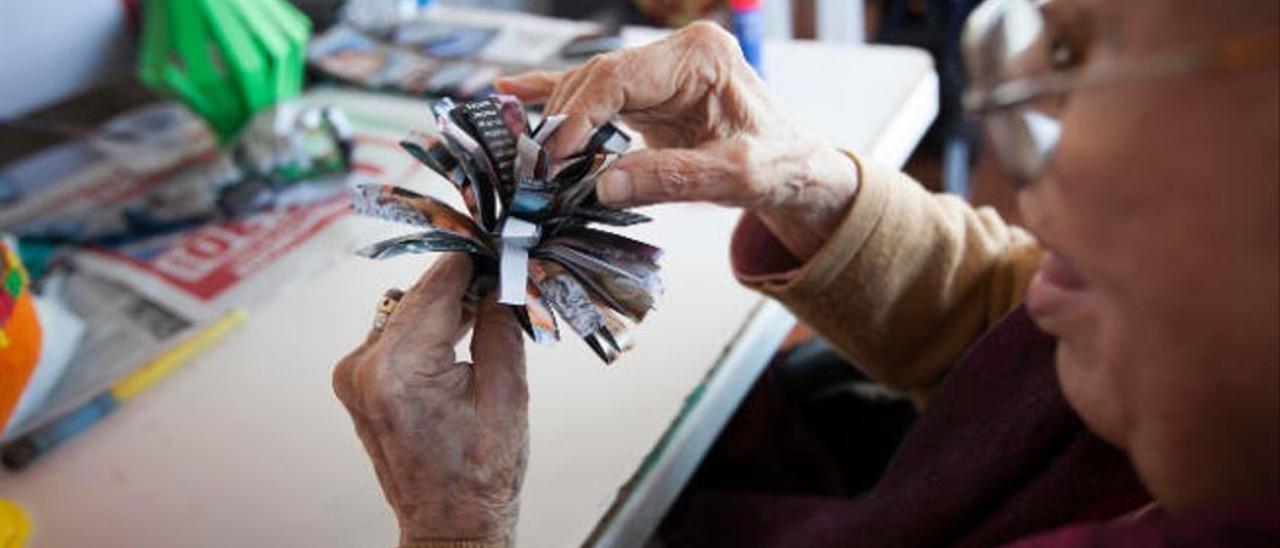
[495, 22, 860, 261]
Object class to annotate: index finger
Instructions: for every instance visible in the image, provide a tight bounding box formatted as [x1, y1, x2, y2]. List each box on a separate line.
[537, 26, 730, 158]
[379, 254, 474, 359]
[470, 297, 527, 417]
[494, 70, 562, 105]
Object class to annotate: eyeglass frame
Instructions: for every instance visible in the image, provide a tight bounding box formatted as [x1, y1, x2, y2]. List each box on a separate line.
[960, 0, 1279, 185]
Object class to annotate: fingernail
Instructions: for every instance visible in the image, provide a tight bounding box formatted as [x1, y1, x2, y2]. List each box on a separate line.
[598, 170, 632, 205]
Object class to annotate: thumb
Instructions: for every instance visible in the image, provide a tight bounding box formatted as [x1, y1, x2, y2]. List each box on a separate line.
[596, 144, 749, 208]
[494, 71, 561, 104]
[470, 299, 527, 413]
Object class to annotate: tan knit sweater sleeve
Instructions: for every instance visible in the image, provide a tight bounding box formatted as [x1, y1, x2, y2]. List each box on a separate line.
[732, 153, 1042, 402]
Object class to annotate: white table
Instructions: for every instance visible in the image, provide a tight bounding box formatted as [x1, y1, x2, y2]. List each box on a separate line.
[0, 12, 936, 548]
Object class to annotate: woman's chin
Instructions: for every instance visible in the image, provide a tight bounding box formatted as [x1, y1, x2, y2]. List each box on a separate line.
[1054, 344, 1131, 455]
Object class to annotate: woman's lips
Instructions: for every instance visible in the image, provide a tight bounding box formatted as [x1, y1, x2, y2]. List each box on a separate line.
[1039, 250, 1088, 289]
[1026, 250, 1090, 322]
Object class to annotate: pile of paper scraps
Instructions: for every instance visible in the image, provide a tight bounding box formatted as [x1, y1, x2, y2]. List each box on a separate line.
[351, 96, 663, 363]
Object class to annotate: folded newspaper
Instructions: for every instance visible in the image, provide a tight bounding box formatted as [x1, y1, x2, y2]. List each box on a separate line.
[351, 96, 662, 363]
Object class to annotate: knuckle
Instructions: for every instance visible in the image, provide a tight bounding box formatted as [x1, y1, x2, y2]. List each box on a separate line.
[685, 21, 736, 54]
[331, 355, 360, 405]
[675, 22, 740, 85]
[683, 21, 732, 46]
[654, 155, 699, 199]
[591, 53, 621, 73]
[729, 140, 769, 198]
[583, 57, 625, 96]
[548, 67, 583, 106]
[724, 138, 754, 167]
[559, 65, 584, 88]
[584, 54, 622, 83]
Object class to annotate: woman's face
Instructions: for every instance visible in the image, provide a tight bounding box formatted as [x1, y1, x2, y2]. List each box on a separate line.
[1014, 0, 1279, 509]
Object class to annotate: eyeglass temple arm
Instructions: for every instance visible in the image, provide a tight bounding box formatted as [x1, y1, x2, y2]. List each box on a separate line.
[965, 30, 1279, 114]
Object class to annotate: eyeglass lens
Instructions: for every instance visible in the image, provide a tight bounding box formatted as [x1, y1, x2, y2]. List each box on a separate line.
[964, 0, 1066, 185]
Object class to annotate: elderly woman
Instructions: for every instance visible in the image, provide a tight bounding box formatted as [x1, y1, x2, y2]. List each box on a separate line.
[331, 0, 1279, 546]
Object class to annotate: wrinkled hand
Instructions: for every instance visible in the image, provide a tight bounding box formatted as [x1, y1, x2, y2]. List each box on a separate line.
[496, 22, 860, 260]
[333, 255, 528, 546]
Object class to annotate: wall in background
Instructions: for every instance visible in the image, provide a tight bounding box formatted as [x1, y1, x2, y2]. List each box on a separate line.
[0, 0, 135, 118]
[814, 0, 863, 42]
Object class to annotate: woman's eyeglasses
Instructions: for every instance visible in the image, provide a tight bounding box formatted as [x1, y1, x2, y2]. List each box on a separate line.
[960, 0, 1278, 187]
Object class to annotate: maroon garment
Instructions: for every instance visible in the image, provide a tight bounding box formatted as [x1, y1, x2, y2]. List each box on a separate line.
[661, 305, 1152, 547]
[1009, 499, 1280, 547]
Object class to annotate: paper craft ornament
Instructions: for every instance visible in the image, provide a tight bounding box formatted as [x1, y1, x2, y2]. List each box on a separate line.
[351, 96, 663, 363]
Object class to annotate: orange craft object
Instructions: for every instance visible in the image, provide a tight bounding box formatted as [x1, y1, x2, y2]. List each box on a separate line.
[0, 249, 40, 432]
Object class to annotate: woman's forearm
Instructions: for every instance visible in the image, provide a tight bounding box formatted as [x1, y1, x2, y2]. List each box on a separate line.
[736, 155, 1043, 403]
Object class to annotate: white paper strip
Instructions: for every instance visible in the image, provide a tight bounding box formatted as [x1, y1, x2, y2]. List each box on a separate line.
[499, 243, 529, 305]
[501, 217, 540, 247]
[498, 218, 540, 305]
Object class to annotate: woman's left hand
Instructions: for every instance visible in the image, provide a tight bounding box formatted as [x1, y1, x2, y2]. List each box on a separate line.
[332, 255, 528, 546]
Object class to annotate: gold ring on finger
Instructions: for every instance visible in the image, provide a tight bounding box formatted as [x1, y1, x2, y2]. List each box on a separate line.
[373, 288, 405, 331]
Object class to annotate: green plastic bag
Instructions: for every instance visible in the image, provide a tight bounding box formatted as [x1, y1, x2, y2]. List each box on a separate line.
[138, 0, 312, 143]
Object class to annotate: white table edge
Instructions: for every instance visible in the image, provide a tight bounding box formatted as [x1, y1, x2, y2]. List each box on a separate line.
[586, 299, 795, 548]
[868, 70, 941, 168]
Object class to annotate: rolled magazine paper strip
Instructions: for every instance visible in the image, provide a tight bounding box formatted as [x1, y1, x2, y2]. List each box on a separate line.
[350, 95, 663, 364]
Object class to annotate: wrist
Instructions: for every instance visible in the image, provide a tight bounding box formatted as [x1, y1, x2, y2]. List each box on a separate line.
[753, 142, 860, 261]
[399, 540, 505, 548]
[399, 525, 512, 548]
[399, 531, 508, 548]
[397, 504, 517, 548]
